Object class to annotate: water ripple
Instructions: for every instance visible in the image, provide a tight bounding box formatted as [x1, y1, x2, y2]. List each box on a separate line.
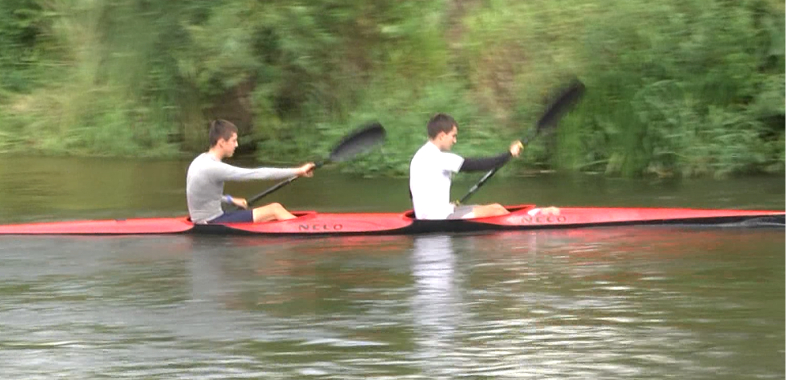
[0, 229, 782, 379]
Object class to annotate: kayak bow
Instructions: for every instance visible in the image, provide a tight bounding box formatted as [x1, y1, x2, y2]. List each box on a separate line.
[0, 205, 782, 236]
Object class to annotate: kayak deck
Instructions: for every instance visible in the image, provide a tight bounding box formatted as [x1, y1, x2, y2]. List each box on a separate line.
[0, 205, 782, 236]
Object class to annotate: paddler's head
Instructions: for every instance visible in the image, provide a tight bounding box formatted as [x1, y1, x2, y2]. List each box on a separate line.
[427, 113, 458, 151]
[209, 119, 239, 159]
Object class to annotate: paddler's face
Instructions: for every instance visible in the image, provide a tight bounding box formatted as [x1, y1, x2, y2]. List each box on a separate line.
[219, 133, 239, 157]
[436, 126, 458, 151]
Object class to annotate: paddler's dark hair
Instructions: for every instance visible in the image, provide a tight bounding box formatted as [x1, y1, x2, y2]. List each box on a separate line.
[208, 119, 238, 147]
[427, 113, 457, 138]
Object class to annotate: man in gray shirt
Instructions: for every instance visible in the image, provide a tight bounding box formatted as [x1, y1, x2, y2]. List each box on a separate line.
[186, 119, 315, 224]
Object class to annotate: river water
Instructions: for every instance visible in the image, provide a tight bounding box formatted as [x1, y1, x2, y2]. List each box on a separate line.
[0, 156, 783, 379]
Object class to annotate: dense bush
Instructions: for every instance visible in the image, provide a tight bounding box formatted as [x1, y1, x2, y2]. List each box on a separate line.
[0, 0, 782, 178]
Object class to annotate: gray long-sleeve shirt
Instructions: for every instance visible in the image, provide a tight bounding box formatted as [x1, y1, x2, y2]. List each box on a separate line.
[186, 153, 299, 223]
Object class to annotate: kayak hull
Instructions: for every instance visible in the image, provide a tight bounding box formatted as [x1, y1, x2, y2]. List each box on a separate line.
[0, 205, 782, 236]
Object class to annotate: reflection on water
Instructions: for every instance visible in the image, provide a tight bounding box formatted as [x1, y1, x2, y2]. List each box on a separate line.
[410, 235, 462, 378]
[0, 227, 783, 379]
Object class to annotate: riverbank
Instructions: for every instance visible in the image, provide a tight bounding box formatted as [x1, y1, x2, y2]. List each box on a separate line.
[0, 0, 782, 178]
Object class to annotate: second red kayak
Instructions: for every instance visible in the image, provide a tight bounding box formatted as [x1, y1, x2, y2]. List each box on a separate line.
[0, 204, 782, 236]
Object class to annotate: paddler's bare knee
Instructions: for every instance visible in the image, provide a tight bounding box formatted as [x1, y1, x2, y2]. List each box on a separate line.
[271, 203, 296, 219]
[252, 203, 296, 222]
[472, 203, 510, 218]
[489, 203, 510, 215]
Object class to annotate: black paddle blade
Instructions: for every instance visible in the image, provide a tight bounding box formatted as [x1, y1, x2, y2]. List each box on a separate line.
[535, 78, 586, 131]
[328, 122, 386, 162]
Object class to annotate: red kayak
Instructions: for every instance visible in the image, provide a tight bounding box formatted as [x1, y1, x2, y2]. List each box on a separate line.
[0, 205, 781, 236]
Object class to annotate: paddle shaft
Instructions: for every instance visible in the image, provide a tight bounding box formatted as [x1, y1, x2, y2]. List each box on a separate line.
[246, 161, 324, 207]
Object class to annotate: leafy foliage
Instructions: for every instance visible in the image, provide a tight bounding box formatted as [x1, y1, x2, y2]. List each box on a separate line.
[0, 0, 782, 177]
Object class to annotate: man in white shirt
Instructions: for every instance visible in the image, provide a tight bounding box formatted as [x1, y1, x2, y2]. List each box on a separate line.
[409, 113, 522, 220]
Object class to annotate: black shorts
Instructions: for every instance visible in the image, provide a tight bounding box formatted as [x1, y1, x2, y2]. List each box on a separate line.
[207, 210, 254, 224]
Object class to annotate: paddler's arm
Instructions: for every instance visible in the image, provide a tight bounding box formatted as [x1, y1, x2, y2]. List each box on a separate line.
[212, 162, 315, 181]
[459, 152, 511, 172]
[222, 195, 248, 209]
[458, 141, 522, 172]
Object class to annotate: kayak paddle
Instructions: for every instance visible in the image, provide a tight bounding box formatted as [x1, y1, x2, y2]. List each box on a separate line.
[246, 122, 386, 207]
[456, 78, 586, 205]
